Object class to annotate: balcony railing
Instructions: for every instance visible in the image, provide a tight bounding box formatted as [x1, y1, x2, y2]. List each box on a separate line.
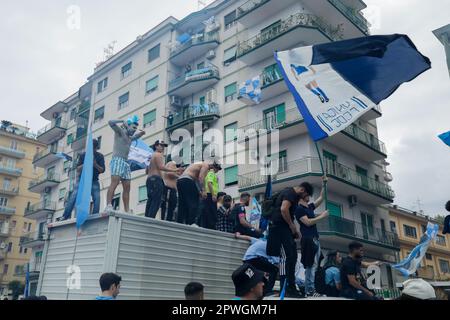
[237, 12, 344, 57]
[167, 103, 220, 129]
[171, 31, 220, 57]
[78, 100, 90, 114]
[29, 172, 61, 190]
[236, 0, 270, 19]
[0, 145, 26, 158]
[36, 120, 68, 137]
[21, 230, 45, 245]
[0, 222, 10, 237]
[238, 157, 395, 200]
[169, 66, 220, 92]
[0, 206, 16, 215]
[317, 215, 399, 248]
[328, 0, 370, 34]
[342, 124, 387, 155]
[0, 185, 19, 196]
[33, 148, 57, 163]
[25, 201, 56, 216]
[0, 163, 23, 176]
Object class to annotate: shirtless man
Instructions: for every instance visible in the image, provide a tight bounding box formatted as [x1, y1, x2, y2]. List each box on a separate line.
[145, 141, 181, 218]
[161, 161, 183, 221]
[177, 162, 222, 225]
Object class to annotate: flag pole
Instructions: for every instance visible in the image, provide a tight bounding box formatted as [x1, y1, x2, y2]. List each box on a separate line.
[314, 141, 328, 210]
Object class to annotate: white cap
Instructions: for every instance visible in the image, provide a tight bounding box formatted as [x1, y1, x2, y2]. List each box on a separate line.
[402, 278, 436, 300]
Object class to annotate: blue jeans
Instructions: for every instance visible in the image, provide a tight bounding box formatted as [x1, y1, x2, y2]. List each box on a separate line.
[304, 238, 321, 294]
[63, 180, 101, 219]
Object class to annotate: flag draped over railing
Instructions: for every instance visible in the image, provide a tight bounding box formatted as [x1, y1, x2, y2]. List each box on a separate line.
[239, 75, 262, 104]
[75, 129, 93, 230]
[275, 34, 431, 141]
[392, 222, 439, 277]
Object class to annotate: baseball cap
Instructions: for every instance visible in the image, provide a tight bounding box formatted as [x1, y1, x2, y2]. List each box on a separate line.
[212, 162, 222, 170]
[153, 140, 168, 148]
[402, 278, 436, 300]
[231, 263, 265, 297]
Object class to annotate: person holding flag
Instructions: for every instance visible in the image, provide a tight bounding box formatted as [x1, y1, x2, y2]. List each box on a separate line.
[105, 116, 145, 213]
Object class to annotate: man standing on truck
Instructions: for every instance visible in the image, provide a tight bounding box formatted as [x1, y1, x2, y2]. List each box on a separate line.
[105, 116, 145, 213]
[177, 162, 222, 226]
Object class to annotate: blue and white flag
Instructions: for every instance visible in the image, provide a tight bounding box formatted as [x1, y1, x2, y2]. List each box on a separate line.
[249, 197, 262, 225]
[128, 139, 153, 172]
[55, 152, 72, 162]
[392, 222, 439, 277]
[239, 76, 262, 105]
[438, 131, 450, 147]
[275, 34, 431, 141]
[76, 129, 94, 230]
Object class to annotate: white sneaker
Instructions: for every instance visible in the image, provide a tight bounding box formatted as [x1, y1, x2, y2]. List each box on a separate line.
[104, 205, 114, 213]
[191, 223, 200, 228]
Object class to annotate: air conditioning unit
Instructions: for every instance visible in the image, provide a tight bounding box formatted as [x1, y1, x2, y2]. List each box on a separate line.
[206, 89, 217, 104]
[170, 95, 182, 107]
[63, 106, 69, 113]
[348, 195, 358, 208]
[206, 50, 216, 60]
[44, 187, 52, 194]
[0, 242, 6, 250]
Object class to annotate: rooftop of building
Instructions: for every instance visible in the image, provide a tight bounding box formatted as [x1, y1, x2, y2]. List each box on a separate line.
[0, 120, 44, 145]
[387, 204, 443, 226]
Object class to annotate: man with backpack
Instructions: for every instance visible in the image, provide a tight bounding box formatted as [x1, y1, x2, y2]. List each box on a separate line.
[265, 182, 314, 298]
[315, 251, 342, 297]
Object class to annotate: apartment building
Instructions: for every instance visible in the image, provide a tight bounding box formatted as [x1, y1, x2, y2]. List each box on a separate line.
[0, 121, 45, 295]
[23, 83, 92, 295]
[433, 24, 450, 77]
[388, 205, 450, 282]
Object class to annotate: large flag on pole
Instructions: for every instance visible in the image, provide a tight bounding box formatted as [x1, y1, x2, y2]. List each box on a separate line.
[275, 34, 431, 141]
[438, 131, 450, 147]
[76, 129, 93, 229]
[392, 222, 439, 277]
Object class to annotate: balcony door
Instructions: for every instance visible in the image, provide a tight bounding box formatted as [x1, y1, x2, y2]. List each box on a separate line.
[47, 166, 55, 179]
[361, 212, 374, 239]
[266, 150, 288, 175]
[263, 103, 285, 129]
[356, 166, 369, 189]
[323, 150, 338, 176]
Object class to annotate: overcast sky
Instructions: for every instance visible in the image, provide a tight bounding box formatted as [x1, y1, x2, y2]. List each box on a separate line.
[1, 0, 449, 216]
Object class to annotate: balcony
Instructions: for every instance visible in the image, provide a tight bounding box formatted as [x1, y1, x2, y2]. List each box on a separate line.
[33, 149, 60, 168]
[167, 103, 220, 132]
[0, 145, 25, 159]
[41, 101, 68, 121]
[327, 0, 370, 35]
[24, 201, 56, 220]
[28, 173, 60, 194]
[317, 215, 400, 250]
[236, 12, 343, 65]
[0, 163, 23, 177]
[170, 31, 220, 66]
[0, 205, 16, 216]
[36, 120, 68, 144]
[168, 66, 220, 98]
[21, 230, 45, 248]
[238, 157, 395, 204]
[359, 104, 382, 122]
[328, 123, 387, 162]
[0, 222, 10, 238]
[236, 0, 299, 27]
[71, 126, 88, 151]
[77, 100, 90, 115]
[0, 185, 19, 197]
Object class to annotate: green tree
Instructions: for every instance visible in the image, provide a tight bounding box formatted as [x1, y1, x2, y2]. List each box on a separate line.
[8, 280, 24, 300]
[434, 215, 446, 225]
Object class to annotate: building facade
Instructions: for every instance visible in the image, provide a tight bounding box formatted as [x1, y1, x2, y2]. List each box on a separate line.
[433, 24, 450, 77]
[0, 121, 45, 295]
[23, 83, 92, 296]
[388, 205, 450, 282]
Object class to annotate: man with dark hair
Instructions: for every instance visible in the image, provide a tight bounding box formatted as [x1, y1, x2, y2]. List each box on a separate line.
[216, 195, 234, 233]
[340, 241, 381, 300]
[266, 180, 322, 298]
[161, 161, 183, 221]
[231, 263, 265, 300]
[184, 282, 204, 300]
[295, 176, 328, 297]
[96, 273, 122, 300]
[58, 139, 105, 221]
[200, 163, 222, 229]
[232, 193, 262, 238]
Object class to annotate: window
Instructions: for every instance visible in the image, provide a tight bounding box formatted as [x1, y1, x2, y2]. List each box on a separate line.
[148, 44, 160, 63]
[146, 76, 159, 94]
[421, 225, 427, 234]
[439, 259, 450, 274]
[224, 45, 237, 64]
[327, 202, 342, 218]
[199, 96, 206, 106]
[97, 136, 102, 150]
[143, 110, 157, 128]
[390, 221, 397, 233]
[70, 108, 77, 121]
[355, 166, 369, 189]
[59, 188, 66, 201]
[63, 160, 70, 173]
[97, 78, 108, 93]
[19, 246, 23, 254]
[224, 82, 237, 102]
[118, 92, 130, 110]
[264, 103, 285, 128]
[0, 197, 7, 207]
[11, 221, 16, 231]
[3, 264, 8, 275]
[267, 150, 288, 173]
[23, 222, 27, 232]
[426, 253, 432, 260]
[436, 234, 446, 246]
[67, 133, 73, 146]
[10, 140, 18, 150]
[138, 186, 147, 203]
[24, 248, 28, 254]
[197, 62, 205, 70]
[361, 213, 374, 236]
[7, 242, 12, 253]
[3, 178, 11, 190]
[224, 10, 237, 30]
[121, 62, 132, 79]
[27, 222, 32, 232]
[225, 166, 238, 186]
[94, 106, 105, 123]
[374, 174, 379, 182]
[403, 225, 417, 238]
[262, 63, 282, 86]
[224, 122, 238, 142]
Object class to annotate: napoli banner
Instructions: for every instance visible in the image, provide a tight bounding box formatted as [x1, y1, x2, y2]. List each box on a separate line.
[128, 139, 153, 172]
[275, 34, 431, 141]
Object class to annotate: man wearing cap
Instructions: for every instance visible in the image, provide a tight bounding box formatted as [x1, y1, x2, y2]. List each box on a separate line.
[398, 278, 436, 300]
[106, 117, 145, 213]
[177, 162, 222, 226]
[200, 163, 222, 229]
[231, 263, 265, 300]
[145, 141, 181, 218]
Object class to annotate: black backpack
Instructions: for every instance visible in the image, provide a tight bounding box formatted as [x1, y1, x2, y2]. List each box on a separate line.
[315, 266, 331, 295]
[261, 192, 281, 220]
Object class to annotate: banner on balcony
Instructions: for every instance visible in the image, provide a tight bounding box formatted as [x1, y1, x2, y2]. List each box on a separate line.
[392, 222, 439, 277]
[128, 139, 153, 172]
[239, 75, 262, 105]
[438, 130, 450, 147]
[274, 34, 431, 141]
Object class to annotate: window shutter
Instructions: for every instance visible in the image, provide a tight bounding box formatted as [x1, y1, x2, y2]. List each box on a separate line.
[225, 166, 238, 185]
